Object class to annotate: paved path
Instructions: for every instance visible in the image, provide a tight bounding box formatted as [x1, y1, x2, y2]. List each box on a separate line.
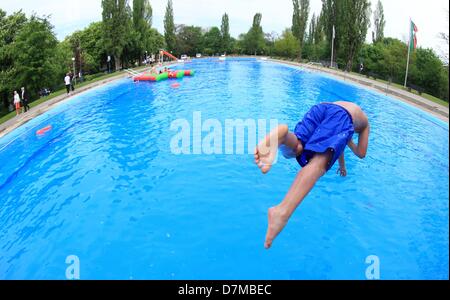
[269, 58, 449, 123]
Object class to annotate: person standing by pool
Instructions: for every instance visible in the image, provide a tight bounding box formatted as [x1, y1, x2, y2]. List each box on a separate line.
[69, 72, 75, 92]
[255, 101, 370, 249]
[64, 73, 71, 94]
[20, 87, 30, 113]
[13, 91, 21, 116]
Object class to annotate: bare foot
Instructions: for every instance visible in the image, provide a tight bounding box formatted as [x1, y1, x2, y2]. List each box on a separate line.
[254, 125, 286, 174]
[264, 206, 289, 249]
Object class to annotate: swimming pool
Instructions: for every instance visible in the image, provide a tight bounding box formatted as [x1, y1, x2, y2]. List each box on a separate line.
[0, 58, 448, 279]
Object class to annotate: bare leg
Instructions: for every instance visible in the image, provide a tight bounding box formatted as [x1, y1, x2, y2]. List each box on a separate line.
[264, 151, 332, 249]
[254, 125, 303, 174]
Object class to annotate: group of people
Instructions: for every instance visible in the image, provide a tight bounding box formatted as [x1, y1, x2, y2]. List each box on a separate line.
[12, 87, 30, 116]
[149, 65, 169, 74]
[11, 71, 76, 117]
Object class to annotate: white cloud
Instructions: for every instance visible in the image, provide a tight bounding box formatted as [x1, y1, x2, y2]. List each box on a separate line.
[2, 0, 448, 50]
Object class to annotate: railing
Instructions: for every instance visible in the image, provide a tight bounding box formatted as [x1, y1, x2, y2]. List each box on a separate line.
[125, 69, 140, 76]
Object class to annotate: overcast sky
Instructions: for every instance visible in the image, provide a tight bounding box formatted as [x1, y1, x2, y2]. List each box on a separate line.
[1, 0, 448, 51]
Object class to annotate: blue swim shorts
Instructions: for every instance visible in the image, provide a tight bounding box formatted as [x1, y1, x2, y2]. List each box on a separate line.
[294, 103, 355, 171]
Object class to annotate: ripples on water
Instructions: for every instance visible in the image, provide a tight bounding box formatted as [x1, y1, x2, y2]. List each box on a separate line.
[0, 58, 448, 279]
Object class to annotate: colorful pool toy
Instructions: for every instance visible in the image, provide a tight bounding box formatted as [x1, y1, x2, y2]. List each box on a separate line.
[134, 70, 194, 82]
[36, 125, 52, 135]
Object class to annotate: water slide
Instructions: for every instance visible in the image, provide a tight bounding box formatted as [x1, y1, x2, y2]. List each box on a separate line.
[161, 50, 178, 61]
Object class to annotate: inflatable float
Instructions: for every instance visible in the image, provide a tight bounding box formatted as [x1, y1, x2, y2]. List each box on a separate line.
[133, 70, 194, 82]
[36, 125, 52, 135]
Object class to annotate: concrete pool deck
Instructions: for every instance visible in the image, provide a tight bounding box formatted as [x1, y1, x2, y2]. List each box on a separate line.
[0, 57, 448, 139]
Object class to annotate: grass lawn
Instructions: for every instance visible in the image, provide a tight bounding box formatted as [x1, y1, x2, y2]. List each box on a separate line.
[348, 71, 449, 108]
[0, 69, 135, 126]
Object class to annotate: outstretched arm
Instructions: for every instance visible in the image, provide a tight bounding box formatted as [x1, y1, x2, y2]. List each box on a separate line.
[348, 124, 370, 159]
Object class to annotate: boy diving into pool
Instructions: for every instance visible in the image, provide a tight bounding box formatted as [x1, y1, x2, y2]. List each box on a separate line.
[255, 101, 370, 249]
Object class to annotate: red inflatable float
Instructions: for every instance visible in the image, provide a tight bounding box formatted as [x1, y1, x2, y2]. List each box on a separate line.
[36, 125, 52, 135]
[133, 70, 195, 82]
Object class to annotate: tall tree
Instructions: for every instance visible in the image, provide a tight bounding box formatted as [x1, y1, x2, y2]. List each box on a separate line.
[101, 0, 132, 70]
[221, 13, 231, 54]
[314, 12, 325, 46]
[12, 15, 60, 96]
[203, 27, 222, 55]
[133, 0, 152, 29]
[308, 13, 316, 44]
[245, 13, 265, 55]
[175, 25, 203, 56]
[339, 0, 371, 71]
[132, 0, 153, 64]
[65, 22, 106, 74]
[321, 0, 339, 62]
[372, 0, 385, 43]
[292, 0, 310, 60]
[0, 10, 28, 110]
[145, 28, 166, 55]
[164, 0, 176, 53]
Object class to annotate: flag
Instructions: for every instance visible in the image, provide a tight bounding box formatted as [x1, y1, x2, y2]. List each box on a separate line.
[409, 20, 418, 52]
[332, 25, 335, 40]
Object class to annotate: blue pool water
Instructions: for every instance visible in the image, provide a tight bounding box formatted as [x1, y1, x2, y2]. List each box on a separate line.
[0, 58, 448, 279]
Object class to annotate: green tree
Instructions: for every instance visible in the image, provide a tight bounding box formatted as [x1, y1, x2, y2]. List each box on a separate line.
[133, 0, 152, 28]
[339, 0, 371, 71]
[164, 0, 176, 53]
[314, 12, 325, 46]
[274, 29, 300, 58]
[373, 0, 385, 43]
[0, 10, 28, 110]
[304, 14, 316, 60]
[410, 48, 448, 98]
[321, 0, 339, 62]
[265, 32, 278, 56]
[65, 22, 107, 74]
[175, 25, 203, 56]
[221, 13, 231, 54]
[307, 13, 316, 44]
[101, 0, 132, 70]
[55, 39, 74, 77]
[292, 0, 310, 60]
[203, 27, 222, 55]
[132, 0, 153, 64]
[12, 15, 60, 97]
[145, 28, 166, 56]
[379, 38, 407, 82]
[244, 13, 265, 55]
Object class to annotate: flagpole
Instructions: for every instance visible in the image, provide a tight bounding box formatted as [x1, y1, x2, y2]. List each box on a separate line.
[404, 18, 412, 88]
[331, 25, 335, 68]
